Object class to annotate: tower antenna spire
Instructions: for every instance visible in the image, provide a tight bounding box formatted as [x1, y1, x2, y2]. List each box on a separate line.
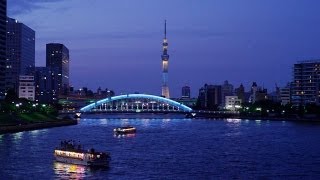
[164, 20, 167, 39]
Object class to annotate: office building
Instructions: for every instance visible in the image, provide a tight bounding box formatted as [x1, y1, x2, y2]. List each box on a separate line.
[18, 75, 35, 101]
[249, 82, 258, 103]
[0, 0, 6, 99]
[46, 43, 69, 96]
[225, 96, 242, 111]
[34, 67, 59, 103]
[221, 80, 234, 105]
[198, 84, 222, 110]
[291, 60, 320, 106]
[6, 17, 35, 92]
[181, 86, 190, 98]
[235, 83, 246, 103]
[280, 83, 291, 106]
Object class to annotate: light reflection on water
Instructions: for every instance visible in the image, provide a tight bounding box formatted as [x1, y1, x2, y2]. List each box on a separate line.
[13, 131, 24, 142]
[53, 162, 87, 179]
[113, 133, 136, 138]
[141, 119, 150, 127]
[1, 118, 320, 179]
[99, 119, 108, 125]
[29, 129, 47, 135]
[225, 118, 241, 123]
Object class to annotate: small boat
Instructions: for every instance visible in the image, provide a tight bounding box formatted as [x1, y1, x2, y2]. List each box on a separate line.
[54, 140, 110, 167]
[113, 126, 136, 134]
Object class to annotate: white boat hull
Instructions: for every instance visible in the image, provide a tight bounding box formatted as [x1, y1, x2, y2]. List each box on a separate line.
[55, 156, 108, 167]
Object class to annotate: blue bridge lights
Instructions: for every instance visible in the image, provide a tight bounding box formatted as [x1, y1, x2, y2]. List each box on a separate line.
[80, 94, 192, 113]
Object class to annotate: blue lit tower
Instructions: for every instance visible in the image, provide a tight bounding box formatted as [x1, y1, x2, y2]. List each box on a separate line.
[161, 20, 170, 98]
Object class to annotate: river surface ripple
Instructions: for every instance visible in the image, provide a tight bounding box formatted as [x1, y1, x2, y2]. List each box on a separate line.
[1, 118, 320, 179]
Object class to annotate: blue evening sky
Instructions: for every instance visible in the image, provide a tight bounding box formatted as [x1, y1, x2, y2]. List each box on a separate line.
[8, 0, 320, 97]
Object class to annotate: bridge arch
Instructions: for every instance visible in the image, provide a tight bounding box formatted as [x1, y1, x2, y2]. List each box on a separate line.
[80, 94, 192, 112]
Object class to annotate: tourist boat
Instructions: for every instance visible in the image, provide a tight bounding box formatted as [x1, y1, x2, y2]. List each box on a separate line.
[113, 126, 136, 134]
[54, 140, 110, 167]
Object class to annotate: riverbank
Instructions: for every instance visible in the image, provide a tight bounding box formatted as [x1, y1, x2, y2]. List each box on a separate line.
[0, 119, 77, 134]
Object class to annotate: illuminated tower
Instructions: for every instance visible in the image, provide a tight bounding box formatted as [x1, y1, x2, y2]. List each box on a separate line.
[161, 20, 170, 98]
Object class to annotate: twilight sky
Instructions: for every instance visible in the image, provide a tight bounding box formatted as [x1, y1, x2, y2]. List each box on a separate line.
[8, 0, 320, 97]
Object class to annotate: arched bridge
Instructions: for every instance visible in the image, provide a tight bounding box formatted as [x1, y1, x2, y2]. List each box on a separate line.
[79, 94, 192, 113]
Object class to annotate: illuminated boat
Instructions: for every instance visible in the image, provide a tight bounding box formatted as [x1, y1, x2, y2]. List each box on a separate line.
[54, 140, 110, 167]
[113, 126, 136, 134]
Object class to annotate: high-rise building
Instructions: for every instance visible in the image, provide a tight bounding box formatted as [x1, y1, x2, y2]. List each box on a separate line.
[34, 67, 59, 103]
[235, 83, 245, 103]
[182, 86, 190, 98]
[6, 17, 35, 92]
[250, 82, 258, 103]
[0, 0, 6, 99]
[161, 20, 170, 98]
[46, 43, 69, 96]
[292, 60, 320, 106]
[18, 75, 35, 101]
[280, 83, 291, 106]
[198, 84, 222, 110]
[221, 80, 234, 106]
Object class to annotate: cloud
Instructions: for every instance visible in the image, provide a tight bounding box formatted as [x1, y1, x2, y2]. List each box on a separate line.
[7, 0, 67, 15]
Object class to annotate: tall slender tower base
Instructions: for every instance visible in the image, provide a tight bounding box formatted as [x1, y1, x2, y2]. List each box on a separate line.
[162, 86, 170, 98]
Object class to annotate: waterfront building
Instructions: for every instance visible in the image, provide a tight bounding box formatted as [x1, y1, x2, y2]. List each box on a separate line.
[18, 75, 35, 101]
[292, 60, 320, 106]
[221, 80, 234, 106]
[280, 83, 291, 106]
[34, 67, 59, 103]
[173, 97, 197, 108]
[46, 43, 69, 96]
[0, 0, 6, 99]
[161, 20, 170, 98]
[181, 86, 190, 98]
[268, 85, 281, 103]
[249, 82, 258, 103]
[235, 83, 246, 103]
[225, 96, 242, 111]
[197, 84, 222, 110]
[6, 17, 35, 92]
[256, 88, 268, 102]
[249, 82, 268, 103]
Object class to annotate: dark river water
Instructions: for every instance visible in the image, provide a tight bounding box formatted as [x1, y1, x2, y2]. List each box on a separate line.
[1, 117, 320, 179]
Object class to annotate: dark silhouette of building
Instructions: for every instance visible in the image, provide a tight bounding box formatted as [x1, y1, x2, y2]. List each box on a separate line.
[46, 43, 69, 96]
[181, 86, 190, 98]
[0, 0, 6, 99]
[33, 67, 59, 103]
[6, 17, 35, 92]
[235, 83, 245, 103]
[197, 84, 222, 110]
[249, 82, 258, 103]
[292, 60, 320, 106]
[249, 82, 268, 103]
[255, 88, 268, 102]
[221, 80, 234, 105]
[268, 85, 281, 103]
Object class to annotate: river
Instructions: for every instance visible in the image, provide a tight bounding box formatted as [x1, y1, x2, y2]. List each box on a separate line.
[1, 117, 320, 179]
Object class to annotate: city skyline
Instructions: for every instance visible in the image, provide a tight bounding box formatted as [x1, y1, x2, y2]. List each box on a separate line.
[8, 0, 320, 97]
